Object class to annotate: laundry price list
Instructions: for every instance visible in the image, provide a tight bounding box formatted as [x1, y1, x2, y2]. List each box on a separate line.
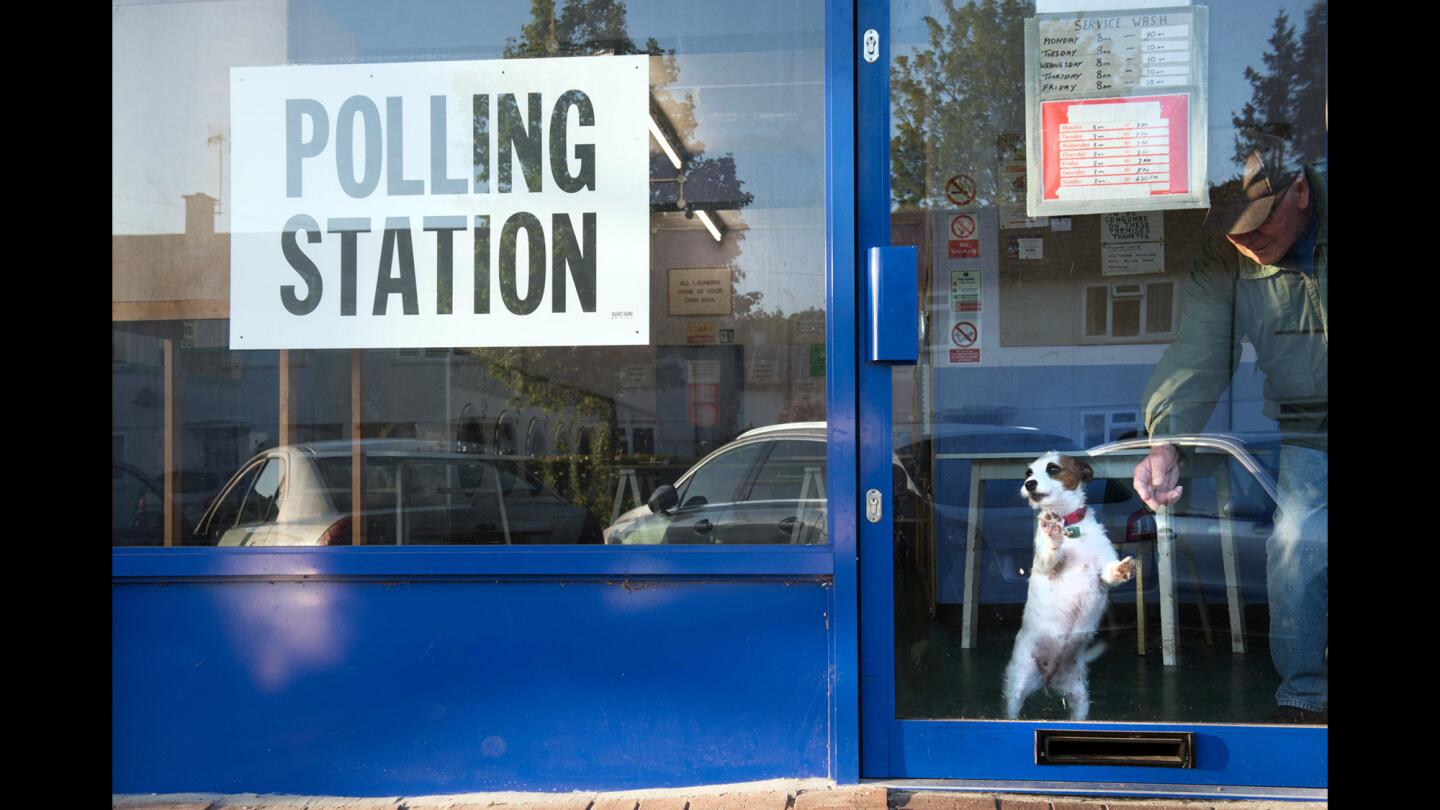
[1037, 12, 1193, 95]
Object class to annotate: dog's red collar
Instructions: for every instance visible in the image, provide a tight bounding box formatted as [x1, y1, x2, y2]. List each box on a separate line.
[1062, 507, 1087, 525]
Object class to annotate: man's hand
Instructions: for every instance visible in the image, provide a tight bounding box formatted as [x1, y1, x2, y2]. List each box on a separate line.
[1133, 443, 1184, 511]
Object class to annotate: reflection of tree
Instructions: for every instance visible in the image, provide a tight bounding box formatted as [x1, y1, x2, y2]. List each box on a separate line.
[1231, 1, 1327, 171]
[890, 0, 1031, 210]
[467, 0, 760, 524]
[502, 1, 753, 217]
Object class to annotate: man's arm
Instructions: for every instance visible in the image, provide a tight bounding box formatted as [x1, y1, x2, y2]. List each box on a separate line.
[1133, 239, 1242, 509]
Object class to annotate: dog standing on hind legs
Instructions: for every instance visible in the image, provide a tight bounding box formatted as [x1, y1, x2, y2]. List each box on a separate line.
[1003, 452, 1135, 720]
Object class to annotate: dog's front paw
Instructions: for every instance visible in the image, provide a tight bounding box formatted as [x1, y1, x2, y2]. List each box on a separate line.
[1107, 556, 1136, 584]
[1039, 511, 1064, 546]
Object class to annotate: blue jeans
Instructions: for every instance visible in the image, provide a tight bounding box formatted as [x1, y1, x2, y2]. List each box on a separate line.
[1266, 445, 1328, 712]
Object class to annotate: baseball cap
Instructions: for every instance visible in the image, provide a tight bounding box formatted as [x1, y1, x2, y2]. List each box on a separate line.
[1205, 140, 1298, 235]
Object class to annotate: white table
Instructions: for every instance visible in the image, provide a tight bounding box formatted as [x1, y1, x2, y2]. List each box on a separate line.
[938, 444, 1251, 667]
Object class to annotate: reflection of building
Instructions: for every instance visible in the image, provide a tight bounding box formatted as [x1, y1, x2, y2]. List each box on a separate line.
[110, 171, 827, 535]
[890, 207, 1275, 445]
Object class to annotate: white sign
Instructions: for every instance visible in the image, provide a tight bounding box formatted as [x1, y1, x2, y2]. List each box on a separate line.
[668, 267, 732, 316]
[1101, 210, 1166, 274]
[1024, 6, 1210, 217]
[229, 56, 650, 349]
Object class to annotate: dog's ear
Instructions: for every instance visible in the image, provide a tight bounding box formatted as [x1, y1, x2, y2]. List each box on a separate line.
[1060, 455, 1093, 484]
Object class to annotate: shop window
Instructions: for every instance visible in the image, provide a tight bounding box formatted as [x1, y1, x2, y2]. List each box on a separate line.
[1083, 282, 1176, 341]
[113, 0, 828, 548]
[1081, 410, 1140, 449]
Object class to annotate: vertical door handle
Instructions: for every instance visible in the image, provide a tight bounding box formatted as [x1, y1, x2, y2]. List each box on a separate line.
[867, 246, 918, 363]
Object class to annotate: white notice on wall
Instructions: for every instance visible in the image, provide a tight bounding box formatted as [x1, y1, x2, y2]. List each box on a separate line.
[1100, 210, 1165, 275]
[230, 56, 651, 349]
[668, 268, 732, 316]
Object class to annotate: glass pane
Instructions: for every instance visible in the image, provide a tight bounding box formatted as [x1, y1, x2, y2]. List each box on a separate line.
[747, 439, 826, 502]
[238, 458, 283, 525]
[679, 443, 765, 508]
[1112, 297, 1140, 337]
[1084, 287, 1107, 336]
[890, 0, 1327, 726]
[198, 462, 263, 545]
[1148, 281, 1174, 333]
[113, 0, 827, 546]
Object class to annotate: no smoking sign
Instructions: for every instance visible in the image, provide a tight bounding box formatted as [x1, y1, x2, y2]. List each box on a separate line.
[948, 212, 980, 258]
[951, 321, 978, 347]
[945, 174, 977, 207]
[949, 319, 980, 364]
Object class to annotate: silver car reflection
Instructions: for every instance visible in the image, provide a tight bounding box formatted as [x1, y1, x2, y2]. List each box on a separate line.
[194, 440, 602, 546]
[605, 422, 925, 545]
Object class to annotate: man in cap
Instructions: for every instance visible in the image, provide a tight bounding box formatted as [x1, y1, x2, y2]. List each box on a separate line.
[1132, 140, 1327, 724]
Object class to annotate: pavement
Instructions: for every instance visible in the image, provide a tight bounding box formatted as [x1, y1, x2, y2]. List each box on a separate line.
[112, 780, 1325, 810]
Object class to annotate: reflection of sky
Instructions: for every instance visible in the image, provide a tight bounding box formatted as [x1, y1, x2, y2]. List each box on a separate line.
[116, 1, 1320, 314]
[891, 0, 1323, 186]
[113, 0, 828, 313]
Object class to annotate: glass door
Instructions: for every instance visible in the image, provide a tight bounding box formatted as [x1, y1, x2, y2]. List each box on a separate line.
[858, 0, 1327, 789]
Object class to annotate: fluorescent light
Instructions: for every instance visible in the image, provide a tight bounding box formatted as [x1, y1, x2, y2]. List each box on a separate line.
[695, 209, 722, 241]
[648, 115, 683, 170]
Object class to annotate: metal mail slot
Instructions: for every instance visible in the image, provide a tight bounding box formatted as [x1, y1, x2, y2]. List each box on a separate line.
[1034, 730, 1194, 768]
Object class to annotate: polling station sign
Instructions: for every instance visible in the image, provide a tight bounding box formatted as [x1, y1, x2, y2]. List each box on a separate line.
[229, 56, 650, 350]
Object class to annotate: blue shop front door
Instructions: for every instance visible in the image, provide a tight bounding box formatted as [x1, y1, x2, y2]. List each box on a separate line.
[852, 0, 1327, 794]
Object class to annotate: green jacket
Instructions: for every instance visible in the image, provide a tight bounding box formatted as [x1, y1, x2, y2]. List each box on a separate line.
[1141, 162, 1328, 450]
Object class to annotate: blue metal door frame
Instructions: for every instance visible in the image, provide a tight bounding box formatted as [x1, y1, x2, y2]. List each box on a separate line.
[823, 0, 862, 786]
[848, 0, 1326, 793]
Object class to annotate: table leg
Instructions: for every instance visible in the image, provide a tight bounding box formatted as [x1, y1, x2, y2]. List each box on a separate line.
[1156, 505, 1179, 667]
[1135, 552, 1146, 656]
[1216, 466, 1247, 654]
[960, 469, 983, 649]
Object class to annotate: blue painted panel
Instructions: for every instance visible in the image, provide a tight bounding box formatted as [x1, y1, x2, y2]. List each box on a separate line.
[890, 720, 1326, 788]
[113, 579, 831, 795]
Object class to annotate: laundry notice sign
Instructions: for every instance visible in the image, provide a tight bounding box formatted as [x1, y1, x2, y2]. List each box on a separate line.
[1023, 6, 1209, 216]
[229, 56, 650, 350]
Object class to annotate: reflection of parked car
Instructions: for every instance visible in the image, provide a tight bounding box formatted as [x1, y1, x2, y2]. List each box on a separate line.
[605, 422, 922, 545]
[1090, 433, 1285, 606]
[194, 440, 602, 546]
[112, 462, 214, 545]
[113, 462, 166, 546]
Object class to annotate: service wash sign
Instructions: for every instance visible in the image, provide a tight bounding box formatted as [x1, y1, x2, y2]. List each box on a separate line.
[230, 56, 649, 349]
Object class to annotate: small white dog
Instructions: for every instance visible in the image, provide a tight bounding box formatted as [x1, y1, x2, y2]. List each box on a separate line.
[1003, 451, 1135, 720]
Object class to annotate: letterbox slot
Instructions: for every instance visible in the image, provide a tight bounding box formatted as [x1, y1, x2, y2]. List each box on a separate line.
[1035, 730, 1194, 768]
